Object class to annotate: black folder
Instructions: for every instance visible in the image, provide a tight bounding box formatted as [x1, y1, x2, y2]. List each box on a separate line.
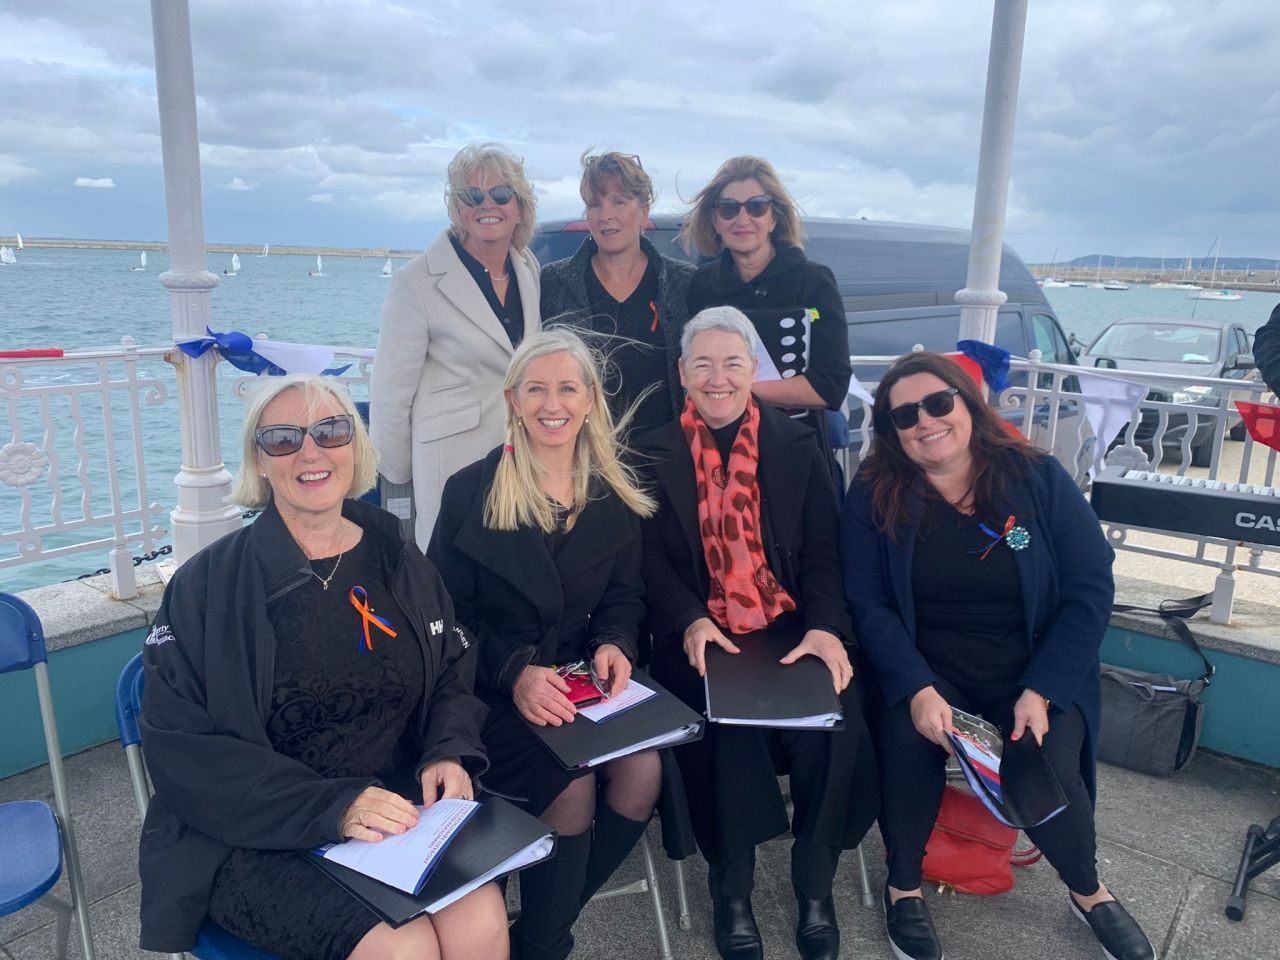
[307, 798, 555, 927]
[957, 732, 1069, 830]
[528, 672, 704, 770]
[703, 626, 843, 729]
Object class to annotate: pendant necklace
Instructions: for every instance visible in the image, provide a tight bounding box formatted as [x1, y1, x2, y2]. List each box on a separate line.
[311, 534, 349, 590]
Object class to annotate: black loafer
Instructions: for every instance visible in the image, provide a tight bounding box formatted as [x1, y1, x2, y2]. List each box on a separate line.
[883, 886, 944, 960]
[795, 894, 840, 960]
[1071, 897, 1155, 960]
[712, 896, 763, 960]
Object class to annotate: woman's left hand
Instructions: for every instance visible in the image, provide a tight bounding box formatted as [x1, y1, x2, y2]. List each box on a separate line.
[592, 643, 632, 698]
[1011, 689, 1051, 746]
[420, 758, 473, 809]
[780, 629, 853, 694]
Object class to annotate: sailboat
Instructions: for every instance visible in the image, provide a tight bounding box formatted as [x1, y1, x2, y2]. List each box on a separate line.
[1193, 236, 1242, 300]
[1088, 255, 1106, 288]
[257, 242, 269, 258]
[0, 246, 15, 266]
[15, 233, 22, 250]
[130, 250, 147, 271]
[309, 255, 324, 277]
[381, 258, 393, 278]
[224, 253, 241, 276]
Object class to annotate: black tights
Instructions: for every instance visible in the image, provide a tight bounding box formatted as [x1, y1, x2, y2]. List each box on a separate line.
[878, 676, 1100, 895]
[537, 749, 663, 836]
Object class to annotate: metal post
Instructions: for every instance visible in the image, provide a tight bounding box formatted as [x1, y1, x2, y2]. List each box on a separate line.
[957, 0, 1029, 345]
[150, 0, 241, 563]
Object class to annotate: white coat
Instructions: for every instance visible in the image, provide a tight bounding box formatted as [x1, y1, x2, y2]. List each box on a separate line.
[370, 229, 541, 547]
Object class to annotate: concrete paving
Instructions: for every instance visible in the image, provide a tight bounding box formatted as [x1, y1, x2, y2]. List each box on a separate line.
[2, 741, 1277, 959]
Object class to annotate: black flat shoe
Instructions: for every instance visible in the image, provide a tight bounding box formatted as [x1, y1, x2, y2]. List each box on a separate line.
[712, 896, 763, 960]
[883, 885, 944, 960]
[1070, 897, 1155, 960]
[795, 894, 839, 960]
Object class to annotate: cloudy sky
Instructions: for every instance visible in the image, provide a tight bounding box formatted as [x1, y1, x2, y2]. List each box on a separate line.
[1, 0, 1277, 264]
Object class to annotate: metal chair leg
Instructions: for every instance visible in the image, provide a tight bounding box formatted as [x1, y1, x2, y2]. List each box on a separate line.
[37, 891, 72, 960]
[671, 857, 692, 930]
[856, 842, 874, 907]
[638, 833, 674, 960]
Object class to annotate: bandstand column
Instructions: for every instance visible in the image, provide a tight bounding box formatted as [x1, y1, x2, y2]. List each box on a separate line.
[150, 0, 242, 562]
[957, 0, 1029, 345]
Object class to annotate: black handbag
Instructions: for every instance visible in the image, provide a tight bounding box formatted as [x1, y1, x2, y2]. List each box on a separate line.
[1100, 595, 1216, 776]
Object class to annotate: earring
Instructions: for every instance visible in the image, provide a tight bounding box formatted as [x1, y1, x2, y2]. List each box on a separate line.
[517, 416, 525, 428]
[584, 415, 590, 425]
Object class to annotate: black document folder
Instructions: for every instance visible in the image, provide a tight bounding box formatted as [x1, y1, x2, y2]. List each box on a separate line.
[952, 730, 1069, 830]
[703, 627, 843, 729]
[529, 672, 704, 770]
[307, 798, 555, 927]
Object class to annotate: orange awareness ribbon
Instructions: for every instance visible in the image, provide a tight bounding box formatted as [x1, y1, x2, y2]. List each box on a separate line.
[977, 515, 1017, 560]
[349, 585, 397, 653]
[649, 301, 660, 333]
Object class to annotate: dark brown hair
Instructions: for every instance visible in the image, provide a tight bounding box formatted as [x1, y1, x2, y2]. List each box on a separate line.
[677, 155, 805, 257]
[859, 351, 1042, 536]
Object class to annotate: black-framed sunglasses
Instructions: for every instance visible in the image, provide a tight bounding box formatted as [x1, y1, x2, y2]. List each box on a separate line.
[888, 388, 960, 431]
[714, 195, 773, 220]
[254, 414, 355, 457]
[456, 184, 517, 207]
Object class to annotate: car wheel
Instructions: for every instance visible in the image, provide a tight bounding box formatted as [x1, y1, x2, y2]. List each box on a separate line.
[1230, 422, 1246, 441]
[1191, 435, 1214, 467]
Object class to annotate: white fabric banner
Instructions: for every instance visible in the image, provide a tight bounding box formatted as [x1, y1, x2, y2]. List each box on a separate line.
[1075, 371, 1148, 475]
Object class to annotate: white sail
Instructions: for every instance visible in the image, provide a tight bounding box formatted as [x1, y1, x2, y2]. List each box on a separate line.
[141, 250, 147, 268]
[130, 249, 146, 271]
[310, 254, 323, 276]
[381, 258, 393, 277]
[15, 233, 22, 250]
[258, 242, 269, 258]
[232, 253, 241, 273]
[0, 246, 15, 265]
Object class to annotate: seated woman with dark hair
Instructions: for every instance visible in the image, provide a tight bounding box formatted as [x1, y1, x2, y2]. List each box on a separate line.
[637, 306, 879, 960]
[429, 327, 662, 960]
[840, 351, 1155, 960]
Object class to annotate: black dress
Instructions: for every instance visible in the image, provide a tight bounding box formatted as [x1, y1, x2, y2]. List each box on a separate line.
[207, 534, 426, 960]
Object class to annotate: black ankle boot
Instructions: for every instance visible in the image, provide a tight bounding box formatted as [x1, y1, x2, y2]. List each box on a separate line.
[515, 829, 592, 960]
[795, 893, 839, 960]
[712, 896, 763, 960]
[579, 805, 650, 906]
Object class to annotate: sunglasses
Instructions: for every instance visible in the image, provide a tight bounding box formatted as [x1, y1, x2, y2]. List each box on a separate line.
[254, 414, 356, 457]
[457, 184, 516, 207]
[714, 195, 774, 220]
[887, 388, 960, 431]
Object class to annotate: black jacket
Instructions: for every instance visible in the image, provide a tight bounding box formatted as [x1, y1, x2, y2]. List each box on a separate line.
[1253, 300, 1280, 395]
[540, 235, 695, 421]
[635, 402, 855, 649]
[138, 498, 486, 953]
[686, 243, 850, 411]
[428, 448, 646, 694]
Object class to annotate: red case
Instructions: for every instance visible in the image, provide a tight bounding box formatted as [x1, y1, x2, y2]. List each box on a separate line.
[560, 668, 605, 706]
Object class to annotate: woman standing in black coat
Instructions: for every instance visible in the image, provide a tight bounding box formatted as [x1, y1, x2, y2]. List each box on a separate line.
[637, 307, 879, 960]
[429, 328, 662, 960]
[540, 150, 694, 434]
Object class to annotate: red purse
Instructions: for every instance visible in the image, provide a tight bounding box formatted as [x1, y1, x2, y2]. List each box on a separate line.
[921, 786, 1042, 895]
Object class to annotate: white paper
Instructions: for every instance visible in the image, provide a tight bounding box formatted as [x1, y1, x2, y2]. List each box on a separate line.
[422, 835, 556, 914]
[318, 799, 477, 894]
[583, 723, 702, 768]
[753, 339, 783, 382]
[577, 679, 657, 722]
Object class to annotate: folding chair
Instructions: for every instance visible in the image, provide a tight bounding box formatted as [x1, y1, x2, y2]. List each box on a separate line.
[115, 653, 280, 960]
[0, 592, 96, 960]
[585, 829, 684, 959]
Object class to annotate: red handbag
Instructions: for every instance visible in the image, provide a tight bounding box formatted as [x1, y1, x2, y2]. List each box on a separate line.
[921, 786, 1042, 895]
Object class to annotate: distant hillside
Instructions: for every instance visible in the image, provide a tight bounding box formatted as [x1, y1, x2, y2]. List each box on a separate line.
[1061, 255, 1280, 273]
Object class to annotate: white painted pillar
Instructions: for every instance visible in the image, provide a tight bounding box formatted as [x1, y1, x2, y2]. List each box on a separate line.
[150, 0, 242, 562]
[956, 0, 1029, 345]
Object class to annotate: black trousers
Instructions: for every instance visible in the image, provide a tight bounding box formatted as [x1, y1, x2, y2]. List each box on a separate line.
[878, 675, 1100, 895]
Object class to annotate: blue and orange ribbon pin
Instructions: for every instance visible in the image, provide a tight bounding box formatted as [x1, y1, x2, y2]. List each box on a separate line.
[975, 515, 1031, 559]
[349, 585, 397, 653]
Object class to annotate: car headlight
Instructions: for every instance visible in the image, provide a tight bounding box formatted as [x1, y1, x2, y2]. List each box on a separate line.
[1171, 385, 1216, 405]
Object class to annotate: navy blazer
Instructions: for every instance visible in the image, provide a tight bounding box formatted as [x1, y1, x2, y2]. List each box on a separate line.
[839, 453, 1113, 799]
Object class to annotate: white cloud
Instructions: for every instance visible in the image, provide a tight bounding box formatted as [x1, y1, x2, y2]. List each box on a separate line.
[224, 176, 257, 191]
[0, 155, 38, 185]
[73, 176, 115, 188]
[308, 193, 333, 203]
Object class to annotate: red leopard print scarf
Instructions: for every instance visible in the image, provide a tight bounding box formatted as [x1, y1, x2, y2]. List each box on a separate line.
[680, 395, 796, 633]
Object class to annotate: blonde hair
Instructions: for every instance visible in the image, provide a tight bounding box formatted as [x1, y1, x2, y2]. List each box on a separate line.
[230, 374, 377, 509]
[678, 155, 805, 257]
[446, 142, 538, 251]
[579, 150, 654, 208]
[485, 328, 656, 532]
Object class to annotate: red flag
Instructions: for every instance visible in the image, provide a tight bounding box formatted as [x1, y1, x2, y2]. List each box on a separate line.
[1235, 401, 1280, 453]
[944, 352, 1024, 440]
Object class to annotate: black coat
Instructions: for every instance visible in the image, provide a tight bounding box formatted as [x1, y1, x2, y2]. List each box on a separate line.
[138, 499, 486, 953]
[635, 405, 877, 861]
[428, 447, 645, 694]
[540, 235, 695, 422]
[1253, 300, 1280, 395]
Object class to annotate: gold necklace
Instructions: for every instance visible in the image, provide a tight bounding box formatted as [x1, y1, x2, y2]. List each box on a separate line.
[310, 532, 350, 590]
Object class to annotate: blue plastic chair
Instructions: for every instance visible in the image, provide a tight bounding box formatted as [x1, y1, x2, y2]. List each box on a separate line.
[0, 593, 95, 960]
[115, 652, 281, 960]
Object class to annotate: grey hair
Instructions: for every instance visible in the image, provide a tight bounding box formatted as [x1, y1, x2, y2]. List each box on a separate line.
[230, 374, 377, 509]
[679, 305, 759, 359]
[445, 142, 538, 251]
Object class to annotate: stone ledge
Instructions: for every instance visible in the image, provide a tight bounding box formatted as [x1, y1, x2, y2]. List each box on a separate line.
[17, 567, 166, 652]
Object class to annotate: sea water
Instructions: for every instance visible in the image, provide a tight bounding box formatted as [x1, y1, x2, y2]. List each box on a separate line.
[1, 246, 1273, 592]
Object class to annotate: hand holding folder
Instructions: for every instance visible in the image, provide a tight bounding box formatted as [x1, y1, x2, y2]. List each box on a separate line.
[704, 626, 844, 729]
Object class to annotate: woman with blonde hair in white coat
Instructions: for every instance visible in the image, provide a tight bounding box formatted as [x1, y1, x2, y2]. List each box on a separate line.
[371, 142, 541, 548]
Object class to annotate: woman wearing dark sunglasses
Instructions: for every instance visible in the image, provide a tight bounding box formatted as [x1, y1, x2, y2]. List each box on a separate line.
[371, 142, 541, 550]
[839, 352, 1155, 960]
[137, 375, 507, 959]
[680, 156, 850, 456]
[540, 150, 694, 436]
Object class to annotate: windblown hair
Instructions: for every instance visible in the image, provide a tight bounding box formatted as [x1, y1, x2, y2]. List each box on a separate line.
[485, 328, 656, 532]
[579, 149, 654, 208]
[445, 142, 538, 251]
[860, 352, 1042, 537]
[679, 305, 759, 359]
[678, 155, 805, 257]
[230, 374, 377, 509]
